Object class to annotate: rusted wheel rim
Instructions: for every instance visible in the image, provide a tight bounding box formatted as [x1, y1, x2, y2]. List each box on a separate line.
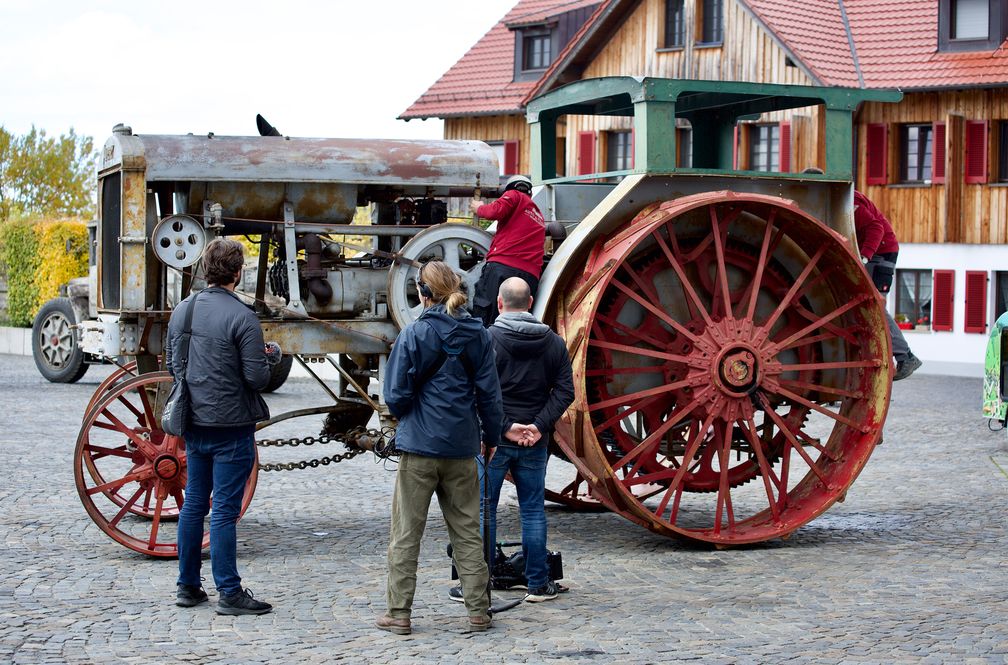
[558, 193, 891, 545]
[74, 372, 258, 557]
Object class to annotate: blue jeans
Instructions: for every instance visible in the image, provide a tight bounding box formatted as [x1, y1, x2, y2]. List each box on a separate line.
[177, 432, 255, 597]
[478, 444, 549, 590]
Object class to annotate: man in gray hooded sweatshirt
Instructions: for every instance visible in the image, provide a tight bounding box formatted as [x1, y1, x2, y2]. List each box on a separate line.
[480, 276, 573, 602]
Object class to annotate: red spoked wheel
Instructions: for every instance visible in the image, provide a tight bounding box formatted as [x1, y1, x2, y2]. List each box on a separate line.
[85, 361, 139, 415]
[557, 192, 891, 545]
[81, 362, 178, 520]
[74, 372, 258, 556]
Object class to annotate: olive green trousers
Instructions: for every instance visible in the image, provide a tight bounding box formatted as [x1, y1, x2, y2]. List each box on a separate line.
[386, 452, 490, 618]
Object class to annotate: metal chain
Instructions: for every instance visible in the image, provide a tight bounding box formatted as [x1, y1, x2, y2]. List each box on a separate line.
[255, 428, 375, 472]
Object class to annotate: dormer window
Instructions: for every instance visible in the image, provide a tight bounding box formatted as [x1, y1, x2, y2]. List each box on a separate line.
[523, 32, 552, 70]
[939, 0, 1008, 51]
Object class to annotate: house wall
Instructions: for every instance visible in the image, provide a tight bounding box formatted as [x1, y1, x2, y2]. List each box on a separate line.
[444, 114, 529, 175]
[858, 89, 1008, 247]
[562, 0, 818, 175]
[884, 242, 1003, 377]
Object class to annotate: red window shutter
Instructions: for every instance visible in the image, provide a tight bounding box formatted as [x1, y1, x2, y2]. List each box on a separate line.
[964, 270, 989, 333]
[577, 131, 596, 176]
[779, 122, 791, 172]
[866, 123, 888, 185]
[932, 270, 955, 332]
[932, 122, 945, 184]
[503, 140, 519, 175]
[733, 125, 739, 170]
[965, 120, 988, 184]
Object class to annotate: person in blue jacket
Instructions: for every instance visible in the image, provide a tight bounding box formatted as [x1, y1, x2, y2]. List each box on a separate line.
[376, 260, 504, 636]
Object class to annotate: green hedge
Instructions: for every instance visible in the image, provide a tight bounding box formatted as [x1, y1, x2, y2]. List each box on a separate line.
[0, 217, 88, 327]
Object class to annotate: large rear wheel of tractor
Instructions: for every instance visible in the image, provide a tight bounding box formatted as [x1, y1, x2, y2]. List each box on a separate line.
[557, 192, 891, 546]
[74, 372, 258, 557]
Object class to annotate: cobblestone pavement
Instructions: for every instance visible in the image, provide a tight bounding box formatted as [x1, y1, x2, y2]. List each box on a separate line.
[0, 353, 1006, 664]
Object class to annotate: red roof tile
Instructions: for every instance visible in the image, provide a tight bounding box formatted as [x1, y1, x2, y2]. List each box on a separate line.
[406, 0, 1008, 121]
[506, 0, 601, 27]
[401, 1, 596, 119]
[742, 0, 861, 87]
[745, 0, 1008, 90]
[845, 0, 1008, 89]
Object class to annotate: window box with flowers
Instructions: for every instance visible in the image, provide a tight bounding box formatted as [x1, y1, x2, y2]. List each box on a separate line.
[915, 316, 930, 331]
[895, 314, 914, 330]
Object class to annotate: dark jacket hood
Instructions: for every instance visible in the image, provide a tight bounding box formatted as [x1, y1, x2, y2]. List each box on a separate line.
[491, 311, 552, 357]
[419, 304, 484, 348]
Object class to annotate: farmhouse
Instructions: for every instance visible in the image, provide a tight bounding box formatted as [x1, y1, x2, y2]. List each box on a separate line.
[402, 0, 1008, 376]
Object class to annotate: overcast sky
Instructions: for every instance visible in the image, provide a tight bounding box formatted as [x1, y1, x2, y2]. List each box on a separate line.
[0, 0, 516, 147]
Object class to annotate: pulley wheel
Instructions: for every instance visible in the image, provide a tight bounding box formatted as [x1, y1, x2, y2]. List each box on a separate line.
[152, 214, 207, 269]
[387, 223, 493, 328]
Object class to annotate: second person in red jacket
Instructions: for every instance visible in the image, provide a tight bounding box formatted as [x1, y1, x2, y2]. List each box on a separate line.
[469, 174, 546, 327]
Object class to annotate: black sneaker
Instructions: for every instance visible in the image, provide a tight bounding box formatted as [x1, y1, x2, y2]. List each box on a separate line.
[176, 583, 208, 607]
[894, 353, 923, 381]
[525, 581, 559, 603]
[216, 588, 273, 616]
[448, 585, 464, 602]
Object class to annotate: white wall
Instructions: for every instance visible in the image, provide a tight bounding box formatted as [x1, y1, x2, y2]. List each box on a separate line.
[887, 243, 1003, 378]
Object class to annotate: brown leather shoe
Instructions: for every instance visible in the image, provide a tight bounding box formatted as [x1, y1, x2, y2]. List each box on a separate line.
[376, 614, 411, 635]
[468, 613, 492, 631]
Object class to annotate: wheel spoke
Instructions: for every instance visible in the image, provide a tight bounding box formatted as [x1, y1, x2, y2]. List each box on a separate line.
[97, 408, 158, 458]
[611, 389, 710, 470]
[778, 378, 862, 400]
[739, 416, 780, 521]
[593, 312, 671, 349]
[148, 491, 165, 549]
[767, 294, 870, 354]
[588, 338, 690, 364]
[714, 421, 736, 534]
[760, 244, 826, 334]
[653, 228, 713, 327]
[653, 413, 717, 519]
[768, 385, 869, 432]
[742, 210, 778, 320]
[610, 278, 700, 343]
[592, 394, 663, 434]
[108, 486, 146, 529]
[760, 400, 833, 488]
[708, 205, 737, 320]
[588, 377, 695, 412]
[585, 365, 669, 377]
[84, 444, 134, 460]
[86, 469, 149, 496]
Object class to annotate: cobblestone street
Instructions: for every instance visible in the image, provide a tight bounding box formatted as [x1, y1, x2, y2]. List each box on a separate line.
[0, 353, 1005, 664]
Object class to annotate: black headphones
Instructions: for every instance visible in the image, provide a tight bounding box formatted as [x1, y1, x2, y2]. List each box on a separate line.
[417, 274, 433, 299]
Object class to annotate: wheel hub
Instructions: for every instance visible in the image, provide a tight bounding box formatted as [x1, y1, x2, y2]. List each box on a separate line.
[154, 455, 181, 481]
[718, 347, 759, 393]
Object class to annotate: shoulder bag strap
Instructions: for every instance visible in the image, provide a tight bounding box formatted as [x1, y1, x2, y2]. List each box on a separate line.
[178, 293, 199, 380]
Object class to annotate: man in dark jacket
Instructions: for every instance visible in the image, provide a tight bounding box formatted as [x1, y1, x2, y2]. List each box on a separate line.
[855, 190, 922, 380]
[469, 174, 546, 327]
[459, 276, 573, 603]
[378, 261, 503, 635]
[167, 238, 278, 615]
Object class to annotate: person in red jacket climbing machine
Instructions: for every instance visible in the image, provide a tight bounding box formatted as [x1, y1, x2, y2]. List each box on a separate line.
[469, 174, 546, 327]
[854, 190, 923, 381]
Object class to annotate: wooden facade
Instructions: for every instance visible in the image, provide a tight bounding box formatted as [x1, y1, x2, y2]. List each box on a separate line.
[859, 89, 1008, 247]
[442, 0, 1008, 254]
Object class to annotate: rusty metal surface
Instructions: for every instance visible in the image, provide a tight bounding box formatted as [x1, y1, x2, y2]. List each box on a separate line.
[101, 132, 499, 189]
[259, 320, 393, 355]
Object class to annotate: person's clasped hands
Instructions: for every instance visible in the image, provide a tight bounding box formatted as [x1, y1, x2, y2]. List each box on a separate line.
[505, 423, 541, 447]
[264, 341, 282, 367]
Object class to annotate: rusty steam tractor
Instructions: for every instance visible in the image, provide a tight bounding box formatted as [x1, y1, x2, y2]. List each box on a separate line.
[73, 77, 901, 554]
